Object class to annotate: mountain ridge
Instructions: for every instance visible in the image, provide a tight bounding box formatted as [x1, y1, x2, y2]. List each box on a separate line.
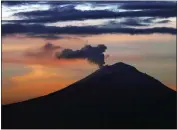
[2, 62, 140, 106]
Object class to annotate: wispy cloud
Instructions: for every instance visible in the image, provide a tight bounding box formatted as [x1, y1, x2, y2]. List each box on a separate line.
[2, 23, 176, 36]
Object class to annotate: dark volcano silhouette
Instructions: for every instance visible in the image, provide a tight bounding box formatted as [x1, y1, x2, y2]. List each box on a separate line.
[2, 62, 176, 129]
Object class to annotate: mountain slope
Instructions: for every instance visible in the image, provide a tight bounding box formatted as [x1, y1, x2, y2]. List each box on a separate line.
[2, 62, 176, 129]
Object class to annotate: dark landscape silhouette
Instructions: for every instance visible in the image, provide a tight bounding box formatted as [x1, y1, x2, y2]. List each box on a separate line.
[2, 62, 176, 129]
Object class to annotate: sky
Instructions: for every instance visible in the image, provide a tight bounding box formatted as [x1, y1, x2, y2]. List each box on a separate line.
[2, 1, 177, 104]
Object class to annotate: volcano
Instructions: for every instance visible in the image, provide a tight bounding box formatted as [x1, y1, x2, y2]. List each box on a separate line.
[2, 62, 176, 129]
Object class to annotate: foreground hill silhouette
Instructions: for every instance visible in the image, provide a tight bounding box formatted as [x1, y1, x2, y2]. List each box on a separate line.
[2, 62, 176, 129]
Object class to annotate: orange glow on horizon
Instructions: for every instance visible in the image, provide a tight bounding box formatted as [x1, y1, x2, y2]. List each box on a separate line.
[2, 34, 176, 104]
[2, 79, 76, 105]
[2, 63, 96, 105]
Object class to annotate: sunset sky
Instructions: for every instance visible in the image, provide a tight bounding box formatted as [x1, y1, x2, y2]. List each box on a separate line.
[2, 1, 176, 104]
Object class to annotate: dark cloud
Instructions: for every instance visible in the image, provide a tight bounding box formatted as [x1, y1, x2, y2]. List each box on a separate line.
[14, 6, 74, 19]
[2, 23, 176, 36]
[56, 44, 107, 68]
[1, 1, 58, 6]
[142, 18, 171, 24]
[28, 34, 65, 40]
[120, 1, 177, 10]
[2, 23, 47, 36]
[102, 17, 171, 28]
[26, 42, 61, 58]
[121, 18, 148, 26]
[43, 42, 61, 50]
[4, 5, 176, 24]
[107, 18, 150, 27]
[2, 1, 78, 7]
[142, 17, 157, 23]
[1, 1, 32, 6]
[11, 9, 120, 23]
